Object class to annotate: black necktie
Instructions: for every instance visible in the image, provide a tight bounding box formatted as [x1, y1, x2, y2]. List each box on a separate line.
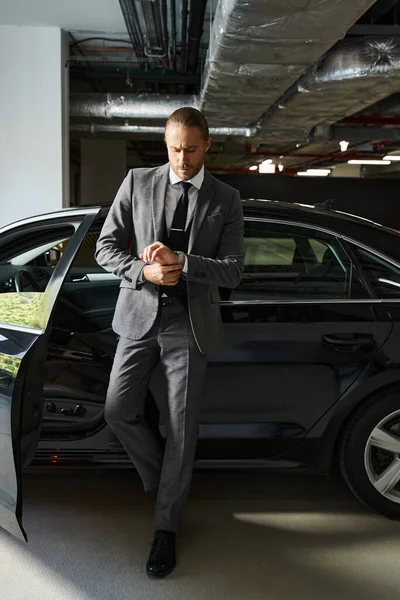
[168, 181, 192, 251]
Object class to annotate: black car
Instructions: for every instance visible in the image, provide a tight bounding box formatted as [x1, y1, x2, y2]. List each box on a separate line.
[2, 199, 400, 540]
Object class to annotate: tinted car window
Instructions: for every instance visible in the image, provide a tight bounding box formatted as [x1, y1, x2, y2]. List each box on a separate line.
[351, 245, 400, 299]
[234, 220, 368, 301]
[0, 224, 75, 329]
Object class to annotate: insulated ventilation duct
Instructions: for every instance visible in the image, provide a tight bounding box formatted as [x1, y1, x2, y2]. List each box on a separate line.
[70, 93, 197, 120]
[199, 0, 377, 127]
[256, 37, 400, 151]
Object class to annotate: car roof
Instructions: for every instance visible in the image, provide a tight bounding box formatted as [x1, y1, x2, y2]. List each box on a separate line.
[0, 199, 385, 231]
[2, 199, 400, 260]
[243, 198, 382, 228]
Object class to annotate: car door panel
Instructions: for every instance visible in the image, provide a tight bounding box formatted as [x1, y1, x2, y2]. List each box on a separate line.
[196, 301, 391, 459]
[0, 210, 100, 540]
[58, 270, 120, 332]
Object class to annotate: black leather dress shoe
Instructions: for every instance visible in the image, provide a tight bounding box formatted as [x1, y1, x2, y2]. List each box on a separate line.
[146, 530, 176, 578]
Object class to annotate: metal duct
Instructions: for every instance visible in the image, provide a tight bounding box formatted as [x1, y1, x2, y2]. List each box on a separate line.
[70, 93, 255, 136]
[199, 0, 376, 127]
[256, 37, 400, 151]
[71, 123, 254, 138]
[73, 2, 394, 165]
[70, 93, 198, 120]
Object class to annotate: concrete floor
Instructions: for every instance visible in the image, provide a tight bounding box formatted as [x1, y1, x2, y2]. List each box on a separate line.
[1, 468, 400, 600]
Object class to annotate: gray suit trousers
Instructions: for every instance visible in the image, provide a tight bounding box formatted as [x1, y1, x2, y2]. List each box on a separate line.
[105, 297, 207, 532]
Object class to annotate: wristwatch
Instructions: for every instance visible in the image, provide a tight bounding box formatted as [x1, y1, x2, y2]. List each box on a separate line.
[174, 251, 185, 265]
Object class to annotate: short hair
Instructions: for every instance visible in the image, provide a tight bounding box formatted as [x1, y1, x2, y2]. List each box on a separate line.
[165, 107, 210, 141]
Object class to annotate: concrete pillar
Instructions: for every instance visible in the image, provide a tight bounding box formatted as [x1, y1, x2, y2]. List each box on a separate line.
[0, 26, 69, 227]
[80, 140, 127, 206]
[331, 163, 361, 177]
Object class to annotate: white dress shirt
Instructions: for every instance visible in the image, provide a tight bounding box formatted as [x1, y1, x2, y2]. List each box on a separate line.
[139, 164, 205, 284]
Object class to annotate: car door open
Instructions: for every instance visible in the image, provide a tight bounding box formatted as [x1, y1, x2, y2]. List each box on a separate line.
[0, 208, 101, 540]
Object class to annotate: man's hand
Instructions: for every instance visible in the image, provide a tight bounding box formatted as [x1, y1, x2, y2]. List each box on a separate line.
[143, 263, 182, 286]
[140, 242, 177, 266]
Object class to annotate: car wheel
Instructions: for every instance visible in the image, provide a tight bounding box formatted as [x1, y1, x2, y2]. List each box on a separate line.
[340, 387, 400, 519]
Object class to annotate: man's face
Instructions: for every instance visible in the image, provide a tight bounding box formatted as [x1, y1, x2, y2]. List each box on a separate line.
[165, 124, 211, 180]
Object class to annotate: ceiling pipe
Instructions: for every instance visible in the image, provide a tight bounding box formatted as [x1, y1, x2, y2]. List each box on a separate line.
[71, 123, 255, 137]
[170, 0, 177, 69]
[139, 0, 169, 58]
[70, 93, 198, 119]
[186, 0, 208, 75]
[70, 70, 200, 84]
[72, 35, 400, 149]
[180, 0, 189, 75]
[161, 0, 169, 60]
[118, 0, 145, 66]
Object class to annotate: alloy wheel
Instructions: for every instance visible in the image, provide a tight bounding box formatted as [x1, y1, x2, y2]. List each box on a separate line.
[364, 409, 400, 504]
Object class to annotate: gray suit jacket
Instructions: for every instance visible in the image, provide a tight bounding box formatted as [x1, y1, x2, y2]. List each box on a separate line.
[95, 162, 244, 354]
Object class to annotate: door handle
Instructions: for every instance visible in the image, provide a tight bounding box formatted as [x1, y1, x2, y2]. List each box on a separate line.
[321, 333, 375, 352]
[0, 370, 12, 388]
[70, 274, 89, 282]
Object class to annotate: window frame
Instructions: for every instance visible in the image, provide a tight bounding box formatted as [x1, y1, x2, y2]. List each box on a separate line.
[220, 217, 379, 306]
[344, 238, 400, 301]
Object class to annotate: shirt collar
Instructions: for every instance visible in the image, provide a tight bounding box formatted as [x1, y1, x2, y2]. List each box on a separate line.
[169, 165, 204, 190]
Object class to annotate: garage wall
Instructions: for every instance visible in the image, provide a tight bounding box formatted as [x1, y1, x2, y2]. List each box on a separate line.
[0, 26, 69, 228]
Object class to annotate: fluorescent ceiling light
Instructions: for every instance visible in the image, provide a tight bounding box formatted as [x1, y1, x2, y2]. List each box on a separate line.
[297, 171, 330, 177]
[348, 159, 391, 165]
[383, 155, 400, 161]
[259, 162, 276, 174]
[249, 165, 258, 171]
[260, 159, 273, 165]
[306, 169, 331, 175]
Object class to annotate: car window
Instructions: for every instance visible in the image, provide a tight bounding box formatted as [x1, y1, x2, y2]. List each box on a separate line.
[231, 220, 369, 301]
[350, 245, 400, 299]
[8, 230, 104, 273]
[0, 224, 75, 329]
[70, 231, 101, 269]
[245, 237, 296, 266]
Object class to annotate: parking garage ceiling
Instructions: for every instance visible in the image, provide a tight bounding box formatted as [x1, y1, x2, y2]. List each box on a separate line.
[4, 0, 400, 176]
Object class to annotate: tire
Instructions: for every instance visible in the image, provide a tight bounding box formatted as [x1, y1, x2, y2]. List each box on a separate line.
[340, 387, 400, 519]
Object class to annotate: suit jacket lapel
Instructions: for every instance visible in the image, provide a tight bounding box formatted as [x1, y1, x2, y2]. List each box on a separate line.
[151, 163, 169, 241]
[188, 171, 215, 254]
